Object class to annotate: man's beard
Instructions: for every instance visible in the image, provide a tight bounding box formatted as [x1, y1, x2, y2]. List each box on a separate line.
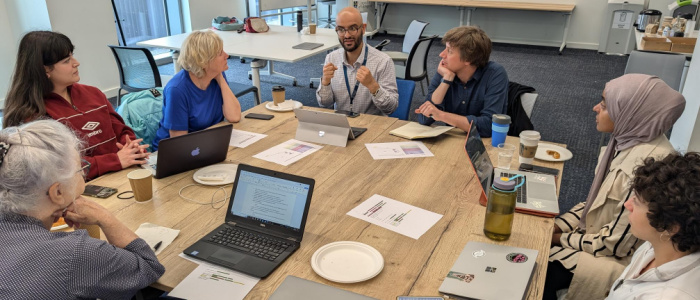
[339, 30, 363, 52]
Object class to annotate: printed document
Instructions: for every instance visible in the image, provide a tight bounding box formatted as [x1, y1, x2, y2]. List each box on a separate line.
[169, 263, 259, 300]
[253, 139, 323, 166]
[229, 129, 267, 148]
[365, 141, 434, 160]
[347, 194, 443, 239]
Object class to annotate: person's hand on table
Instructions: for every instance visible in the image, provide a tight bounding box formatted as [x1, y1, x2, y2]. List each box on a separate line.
[321, 62, 337, 86]
[116, 136, 149, 168]
[415, 101, 444, 122]
[62, 196, 112, 229]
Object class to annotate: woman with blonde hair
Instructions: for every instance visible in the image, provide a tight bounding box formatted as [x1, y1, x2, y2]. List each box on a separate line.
[152, 30, 241, 150]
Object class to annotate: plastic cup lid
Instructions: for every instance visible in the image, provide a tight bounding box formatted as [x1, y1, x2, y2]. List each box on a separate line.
[519, 130, 541, 140]
[492, 114, 511, 125]
[272, 85, 285, 91]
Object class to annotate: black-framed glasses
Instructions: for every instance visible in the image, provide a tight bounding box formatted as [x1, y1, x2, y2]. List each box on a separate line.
[336, 25, 361, 36]
[78, 159, 91, 180]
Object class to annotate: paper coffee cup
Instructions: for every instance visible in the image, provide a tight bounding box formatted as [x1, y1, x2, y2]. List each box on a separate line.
[127, 169, 153, 202]
[309, 23, 317, 34]
[519, 130, 541, 164]
[82, 224, 101, 239]
[272, 86, 285, 106]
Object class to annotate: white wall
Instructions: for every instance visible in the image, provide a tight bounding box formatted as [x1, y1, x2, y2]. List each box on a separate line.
[45, 0, 121, 98]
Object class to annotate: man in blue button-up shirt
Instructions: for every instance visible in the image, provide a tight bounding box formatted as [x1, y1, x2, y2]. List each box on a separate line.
[415, 26, 508, 137]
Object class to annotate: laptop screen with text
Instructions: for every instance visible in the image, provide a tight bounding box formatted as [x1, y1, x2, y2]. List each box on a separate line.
[230, 170, 311, 232]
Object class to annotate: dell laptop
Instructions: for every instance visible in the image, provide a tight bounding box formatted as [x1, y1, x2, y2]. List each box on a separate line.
[439, 241, 538, 300]
[183, 164, 315, 278]
[294, 108, 367, 147]
[464, 122, 559, 217]
[143, 124, 232, 179]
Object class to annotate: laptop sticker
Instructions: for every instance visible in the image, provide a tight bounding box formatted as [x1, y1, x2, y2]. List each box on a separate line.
[447, 271, 475, 283]
[506, 253, 528, 263]
[485, 266, 497, 273]
[473, 249, 486, 258]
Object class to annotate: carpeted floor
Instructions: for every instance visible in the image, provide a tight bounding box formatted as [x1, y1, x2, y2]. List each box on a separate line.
[149, 33, 629, 214]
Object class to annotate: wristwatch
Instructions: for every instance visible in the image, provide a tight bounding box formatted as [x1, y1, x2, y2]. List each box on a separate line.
[441, 78, 454, 85]
[371, 87, 380, 97]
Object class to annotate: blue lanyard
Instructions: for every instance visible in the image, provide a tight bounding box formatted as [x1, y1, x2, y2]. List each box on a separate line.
[343, 45, 369, 105]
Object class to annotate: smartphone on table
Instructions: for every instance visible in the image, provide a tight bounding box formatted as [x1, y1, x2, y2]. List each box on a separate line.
[335, 110, 360, 118]
[519, 163, 559, 177]
[245, 113, 274, 120]
[82, 185, 118, 198]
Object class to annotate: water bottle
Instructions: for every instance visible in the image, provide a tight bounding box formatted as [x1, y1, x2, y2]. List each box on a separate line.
[483, 176, 519, 241]
[296, 11, 303, 32]
[491, 114, 511, 147]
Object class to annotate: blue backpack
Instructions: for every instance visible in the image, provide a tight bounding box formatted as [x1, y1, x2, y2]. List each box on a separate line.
[117, 88, 164, 152]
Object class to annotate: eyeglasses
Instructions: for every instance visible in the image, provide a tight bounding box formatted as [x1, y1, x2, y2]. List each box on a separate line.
[78, 159, 91, 180]
[335, 25, 361, 36]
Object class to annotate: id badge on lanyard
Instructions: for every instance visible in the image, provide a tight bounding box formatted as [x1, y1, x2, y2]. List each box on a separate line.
[343, 45, 369, 106]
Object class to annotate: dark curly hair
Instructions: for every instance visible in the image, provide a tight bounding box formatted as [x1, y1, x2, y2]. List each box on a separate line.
[632, 152, 700, 253]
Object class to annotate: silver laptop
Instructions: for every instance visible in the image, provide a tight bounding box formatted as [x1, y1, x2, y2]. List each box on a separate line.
[270, 276, 378, 300]
[464, 122, 559, 217]
[294, 109, 367, 147]
[142, 124, 232, 179]
[439, 241, 538, 300]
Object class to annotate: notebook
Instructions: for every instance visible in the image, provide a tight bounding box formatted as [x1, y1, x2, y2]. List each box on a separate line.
[439, 241, 538, 300]
[389, 122, 454, 139]
[463, 122, 559, 217]
[294, 108, 367, 147]
[292, 42, 324, 50]
[143, 124, 232, 179]
[269, 276, 378, 300]
[183, 164, 315, 278]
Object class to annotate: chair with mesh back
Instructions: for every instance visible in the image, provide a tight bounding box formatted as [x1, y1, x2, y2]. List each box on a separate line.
[394, 35, 436, 96]
[108, 45, 169, 106]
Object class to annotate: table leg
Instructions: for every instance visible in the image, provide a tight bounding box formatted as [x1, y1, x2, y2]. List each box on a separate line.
[559, 12, 572, 54]
[250, 59, 266, 101]
[171, 51, 181, 73]
[248, 62, 298, 86]
[460, 8, 474, 27]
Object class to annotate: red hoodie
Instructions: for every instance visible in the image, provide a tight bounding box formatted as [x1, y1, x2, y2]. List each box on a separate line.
[44, 83, 136, 179]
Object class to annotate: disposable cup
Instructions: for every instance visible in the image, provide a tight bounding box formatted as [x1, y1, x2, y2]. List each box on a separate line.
[519, 130, 541, 164]
[127, 169, 153, 202]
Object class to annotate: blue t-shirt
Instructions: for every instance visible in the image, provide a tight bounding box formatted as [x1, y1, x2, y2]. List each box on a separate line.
[152, 70, 226, 150]
[418, 61, 509, 137]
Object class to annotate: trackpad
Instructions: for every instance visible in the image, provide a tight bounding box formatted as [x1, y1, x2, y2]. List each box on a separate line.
[210, 249, 246, 265]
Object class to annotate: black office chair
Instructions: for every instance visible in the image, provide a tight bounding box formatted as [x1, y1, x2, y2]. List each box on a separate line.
[108, 45, 168, 106]
[394, 35, 436, 95]
[229, 82, 261, 105]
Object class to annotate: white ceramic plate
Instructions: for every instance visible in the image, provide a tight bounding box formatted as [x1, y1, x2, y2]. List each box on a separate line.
[535, 143, 573, 162]
[193, 163, 238, 186]
[265, 100, 303, 112]
[311, 241, 384, 283]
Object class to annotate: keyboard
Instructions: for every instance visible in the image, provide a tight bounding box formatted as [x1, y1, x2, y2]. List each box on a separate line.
[208, 227, 291, 261]
[500, 172, 527, 204]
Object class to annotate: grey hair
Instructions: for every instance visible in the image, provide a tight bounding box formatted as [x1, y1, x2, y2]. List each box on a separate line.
[0, 120, 83, 214]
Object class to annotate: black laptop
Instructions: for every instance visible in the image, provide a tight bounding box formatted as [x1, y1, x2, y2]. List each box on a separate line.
[144, 124, 232, 179]
[184, 164, 315, 278]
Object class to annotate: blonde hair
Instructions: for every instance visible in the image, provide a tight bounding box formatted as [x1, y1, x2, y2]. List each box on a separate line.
[177, 30, 223, 78]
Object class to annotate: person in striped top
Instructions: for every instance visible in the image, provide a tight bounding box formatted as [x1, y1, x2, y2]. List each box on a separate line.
[543, 74, 686, 300]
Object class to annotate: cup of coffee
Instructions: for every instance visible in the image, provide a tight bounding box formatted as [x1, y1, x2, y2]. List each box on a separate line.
[309, 23, 317, 34]
[491, 114, 511, 147]
[127, 169, 153, 202]
[272, 85, 286, 106]
[80, 224, 101, 239]
[519, 130, 541, 164]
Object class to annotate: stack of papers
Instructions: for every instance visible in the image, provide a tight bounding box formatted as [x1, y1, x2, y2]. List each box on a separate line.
[171, 254, 260, 300]
[389, 122, 454, 139]
[134, 223, 179, 255]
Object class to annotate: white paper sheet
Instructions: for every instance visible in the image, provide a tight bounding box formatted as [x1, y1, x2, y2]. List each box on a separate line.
[168, 263, 260, 300]
[253, 139, 323, 166]
[347, 194, 443, 239]
[229, 129, 267, 148]
[134, 223, 179, 255]
[365, 142, 434, 160]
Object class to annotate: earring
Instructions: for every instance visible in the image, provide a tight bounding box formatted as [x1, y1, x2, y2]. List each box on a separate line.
[660, 231, 671, 242]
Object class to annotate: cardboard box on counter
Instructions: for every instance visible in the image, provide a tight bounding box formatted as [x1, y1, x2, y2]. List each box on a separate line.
[668, 37, 697, 53]
[640, 36, 671, 51]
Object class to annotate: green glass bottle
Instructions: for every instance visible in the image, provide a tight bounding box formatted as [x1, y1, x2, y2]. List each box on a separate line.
[483, 176, 517, 241]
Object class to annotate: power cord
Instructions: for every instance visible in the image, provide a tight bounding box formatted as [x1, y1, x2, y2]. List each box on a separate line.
[178, 184, 232, 209]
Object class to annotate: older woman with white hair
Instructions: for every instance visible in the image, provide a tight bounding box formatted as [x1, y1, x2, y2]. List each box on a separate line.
[152, 30, 241, 151]
[0, 120, 164, 299]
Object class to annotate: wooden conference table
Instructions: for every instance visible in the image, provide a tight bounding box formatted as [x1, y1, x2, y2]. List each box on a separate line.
[137, 26, 340, 100]
[367, 0, 575, 54]
[90, 104, 566, 299]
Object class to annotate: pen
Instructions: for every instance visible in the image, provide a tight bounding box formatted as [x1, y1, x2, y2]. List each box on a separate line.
[153, 241, 163, 252]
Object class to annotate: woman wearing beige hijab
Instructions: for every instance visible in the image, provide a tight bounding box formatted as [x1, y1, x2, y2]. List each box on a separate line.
[544, 74, 686, 300]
